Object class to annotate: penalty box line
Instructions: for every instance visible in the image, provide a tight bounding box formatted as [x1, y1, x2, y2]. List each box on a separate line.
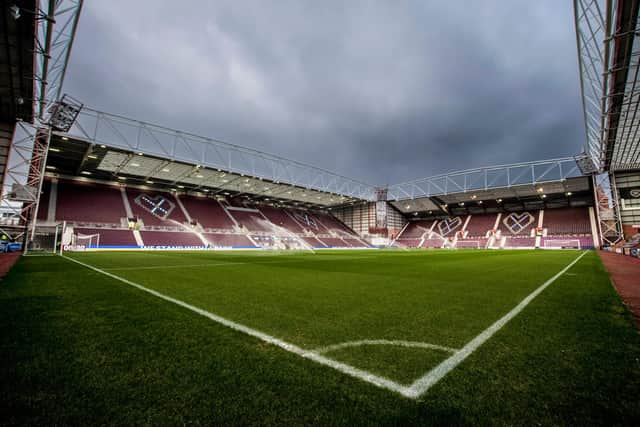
[60, 255, 415, 398]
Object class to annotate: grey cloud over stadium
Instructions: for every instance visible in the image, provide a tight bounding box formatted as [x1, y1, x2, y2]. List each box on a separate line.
[65, 0, 583, 186]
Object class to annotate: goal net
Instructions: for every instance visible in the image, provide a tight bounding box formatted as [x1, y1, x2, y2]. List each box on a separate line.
[543, 239, 581, 249]
[75, 233, 100, 249]
[456, 240, 482, 249]
[24, 225, 61, 255]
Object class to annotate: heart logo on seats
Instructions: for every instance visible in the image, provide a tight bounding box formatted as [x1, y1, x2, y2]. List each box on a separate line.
[438, 217, 462, 236]
[134, 194, 176, 220]
[502, 212, 534, 235]
[293, 211, 318, 229]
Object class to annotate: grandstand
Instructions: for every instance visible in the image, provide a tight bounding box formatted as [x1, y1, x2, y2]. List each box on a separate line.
[1, 1, 640, 425]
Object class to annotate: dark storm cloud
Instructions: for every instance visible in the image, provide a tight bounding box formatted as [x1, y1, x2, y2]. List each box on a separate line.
[65, 1, 583, 185]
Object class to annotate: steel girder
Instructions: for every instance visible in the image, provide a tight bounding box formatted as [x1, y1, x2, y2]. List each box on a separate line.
[574, 0, 612, 171]
[386, 157, 583, 201]
[574, 0, 640, 171]
[33, 0, 84, 119]
[592, 172, 624, 244]
[58, 107, 377, 201]
[0, 0, 83, 244]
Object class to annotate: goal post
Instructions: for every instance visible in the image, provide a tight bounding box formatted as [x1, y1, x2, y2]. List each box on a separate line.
[74, 233, 100, 249]
[23, 224, 61, 255]
[543, 239, 581, 249]
[456, 240, 481, 249]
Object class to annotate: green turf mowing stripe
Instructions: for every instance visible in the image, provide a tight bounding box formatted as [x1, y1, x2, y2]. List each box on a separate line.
[406, 250, 588, 398]
[60, 254, 416, 397]
[60, 251, 589, 399]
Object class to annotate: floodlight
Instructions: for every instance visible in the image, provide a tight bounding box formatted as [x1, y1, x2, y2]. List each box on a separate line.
[47, 94, 83, 131]
[9, 5, 20, 20]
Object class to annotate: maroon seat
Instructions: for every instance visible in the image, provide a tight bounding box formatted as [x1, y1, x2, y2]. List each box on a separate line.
[139, 230, 203, 247]
[319, 237, 350, 247]
[260, 206, 304, 232]
[302, 236, 327, 248]
[228, 210, 271, 232]
[56, 180, 126, 223]
[497, 211, 538, 236]
[464, 214, 497, 237]
[179, 195, 235, 230]
[127, 190, 187, 227]
[541, 236, 594, 249]
[395, 238, 421, 248]
[398, 220, 434, 239]
[203, 233, 255, 247]
[74, 227, 137, 247]
[544, 207, 591, 235]
[503, 236, 536, 248]
[37, 179, 51, 220]
[422, 238, 444, 248]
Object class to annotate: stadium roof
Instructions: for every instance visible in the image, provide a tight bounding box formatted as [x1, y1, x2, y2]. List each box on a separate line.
[385, 157, 591, 216]
[0, 0, 36, 122]
[0, 1, 82, 124]
[46, 127, 367, 209]
[575, 0, 640, 172]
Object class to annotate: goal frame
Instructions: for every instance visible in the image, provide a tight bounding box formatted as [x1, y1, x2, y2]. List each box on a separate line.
[455, 240, 482, 249]
[543, 239, 581, 250]
[75, 233, 101, 249]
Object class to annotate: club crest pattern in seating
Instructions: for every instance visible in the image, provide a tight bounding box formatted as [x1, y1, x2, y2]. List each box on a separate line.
[438, 217, 462, 236]
[134, 194, 176, 220]
[502, 212, 535, 235]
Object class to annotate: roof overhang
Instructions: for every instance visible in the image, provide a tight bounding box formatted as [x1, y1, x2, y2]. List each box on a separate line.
[390, 176, 593, 218]
[0, 0, 36, 123]
[574, 0, 640, 172]
[57, 107, 376, 203]
[45, 134, 363, 209]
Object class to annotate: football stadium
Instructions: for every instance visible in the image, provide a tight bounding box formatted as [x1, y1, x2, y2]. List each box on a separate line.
[1, 1, 640, 425]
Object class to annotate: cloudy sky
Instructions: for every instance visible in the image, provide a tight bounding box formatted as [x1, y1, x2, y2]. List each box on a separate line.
[65, 1, 584, 186]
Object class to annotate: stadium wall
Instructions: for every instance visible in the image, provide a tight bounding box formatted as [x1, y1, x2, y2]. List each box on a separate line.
[332, 202, 407, 239]
[615, 171, 640, 237]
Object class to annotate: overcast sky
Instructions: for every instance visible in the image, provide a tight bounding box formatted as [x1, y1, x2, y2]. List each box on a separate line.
[65, 1, 584, 186]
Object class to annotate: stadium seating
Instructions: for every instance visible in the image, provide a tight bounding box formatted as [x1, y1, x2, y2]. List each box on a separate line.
[260, 206, 305, 232]
[203, 233, 256, 247]
[463, 214, 497, 237]
[139, 230, 203, 247]
[74, 227, 138, 247]
[498, 211, 538, 236]
[302, 236, 328, 248]
[456, 214, 497, 248]
[56, 180, 127, 224]
[178, 195, 236, 230]
[422, 238, 444, 248]
[540, 236, 594, 249]
[399, 220, 434, 239]
[544, 207, 591, 235]
[227, 209, 272, 232]
[319, 237, 351, 248]
[37, 179, 50, 220]
[127, 189, 187, 227]
[503, 236, 536, 248]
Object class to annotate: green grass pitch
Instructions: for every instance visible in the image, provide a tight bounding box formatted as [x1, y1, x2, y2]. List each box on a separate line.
[1, 249, 639, 425]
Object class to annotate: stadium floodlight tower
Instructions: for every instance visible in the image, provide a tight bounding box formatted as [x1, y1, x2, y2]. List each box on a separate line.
[0, 0, 83, 252]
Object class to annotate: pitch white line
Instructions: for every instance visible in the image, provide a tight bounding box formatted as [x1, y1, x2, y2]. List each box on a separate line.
[60, 251, 588, 399]
[61, 255, 415, 397]
[405, 250, 589, 398]
[314, 339, 458, 355]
